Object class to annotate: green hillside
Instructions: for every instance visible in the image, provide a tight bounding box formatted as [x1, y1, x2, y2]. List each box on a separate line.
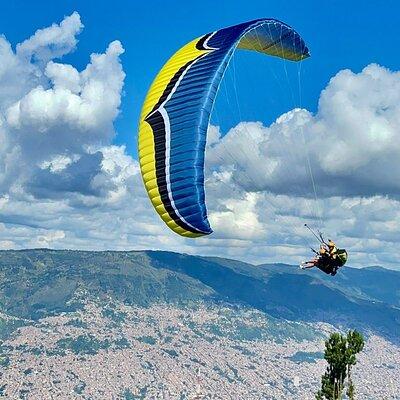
[0, 249, 399, 340]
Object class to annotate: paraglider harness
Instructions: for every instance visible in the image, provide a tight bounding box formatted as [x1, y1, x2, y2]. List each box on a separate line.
[305, 225, 347, 276]
[311, 248, 347, 276]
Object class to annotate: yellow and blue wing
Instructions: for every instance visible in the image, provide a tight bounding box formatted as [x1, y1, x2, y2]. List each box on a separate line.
[138, 19, 309, 237]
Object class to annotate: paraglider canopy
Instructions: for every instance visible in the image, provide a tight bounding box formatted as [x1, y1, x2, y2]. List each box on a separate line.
[138, 19, 309, 237]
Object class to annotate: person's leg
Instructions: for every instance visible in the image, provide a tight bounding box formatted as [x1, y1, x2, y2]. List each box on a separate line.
[300, 262, 315, 269]
[330, 267, 338, 276]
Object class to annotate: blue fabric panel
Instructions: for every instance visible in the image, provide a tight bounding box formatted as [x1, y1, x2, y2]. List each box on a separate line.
[164, 19, 309, 234]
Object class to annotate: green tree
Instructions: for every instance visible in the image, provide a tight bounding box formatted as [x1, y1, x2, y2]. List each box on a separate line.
[316, 330, 364, 400]
[345, 330, 364, 400]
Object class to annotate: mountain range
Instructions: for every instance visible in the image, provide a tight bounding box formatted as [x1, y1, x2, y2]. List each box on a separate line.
[1, 249, 399, 341]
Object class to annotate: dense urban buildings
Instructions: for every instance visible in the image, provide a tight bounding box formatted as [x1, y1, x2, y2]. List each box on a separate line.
[1, 300, 399, 399]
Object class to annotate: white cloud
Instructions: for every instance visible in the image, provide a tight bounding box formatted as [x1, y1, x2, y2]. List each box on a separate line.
[37, 230, 66, 247]
[209, 192, 264, 240]
[45, 62, 81, 94]
[207, 65, 400, 199]
[16, 12, 83, 64]
[0, 14, 125, 203]
[202, 64, 400, 267]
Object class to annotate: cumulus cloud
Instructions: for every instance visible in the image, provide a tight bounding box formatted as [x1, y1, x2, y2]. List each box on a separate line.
[207, 64, 400, 199]
[203, 64, 400, 267]
[0, 13, 151, 250]
[16, 12, 83, 64]
[0, 13, 399, 269]
[0, 13, 125, 203]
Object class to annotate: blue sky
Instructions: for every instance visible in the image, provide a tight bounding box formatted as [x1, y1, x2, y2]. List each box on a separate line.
[1, 0, 398, 157]
[0, 1, 399, 268]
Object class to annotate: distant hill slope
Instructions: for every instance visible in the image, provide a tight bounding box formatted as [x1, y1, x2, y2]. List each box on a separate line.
[0, 249, 399, 339]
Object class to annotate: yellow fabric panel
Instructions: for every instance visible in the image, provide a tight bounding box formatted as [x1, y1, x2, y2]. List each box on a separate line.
[237, 37, 308, 62]
[138, 36, 209, 238]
